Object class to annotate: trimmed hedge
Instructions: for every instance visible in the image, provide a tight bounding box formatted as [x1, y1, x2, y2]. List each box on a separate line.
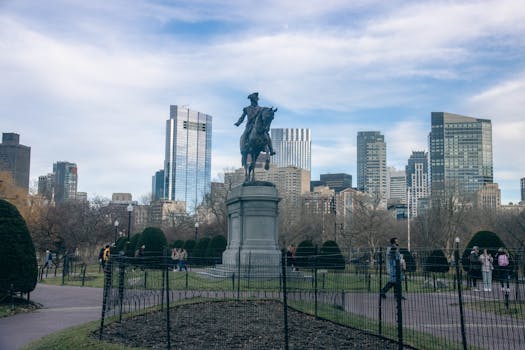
[319, 240, 345, 270]
[0, 199, 38, 295]
[423, 249, 450, 273]
[137, 227, 168, 255]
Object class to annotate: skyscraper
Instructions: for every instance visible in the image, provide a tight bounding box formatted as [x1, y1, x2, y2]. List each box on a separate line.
[429, 112, 493, 199]
[164, 105, 212, 213]
[270, 128, 311, 171]
[406, 151, 429, 217]
[357, 131, 387, 198]
[0, 133, 30, 191]
[152, 169, 164, 201]
[387, 167, 406, 205]
[520, 177, 525, 202]
[53, 161, 78, 203]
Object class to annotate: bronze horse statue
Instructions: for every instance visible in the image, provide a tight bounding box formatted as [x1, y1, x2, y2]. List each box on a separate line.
[240, 107, 277, 182]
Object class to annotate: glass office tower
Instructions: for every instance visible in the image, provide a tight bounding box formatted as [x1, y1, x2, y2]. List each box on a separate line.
[164, 105, 212, 213]
[429, 112, 493, 199]
[53, 161, 78, 203]
[357, 131, 387, 198]
[270, 128, 311, 171]
[406, 151, 429, 217]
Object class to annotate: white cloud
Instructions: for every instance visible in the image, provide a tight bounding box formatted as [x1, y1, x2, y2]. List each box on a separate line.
[1, 0, 525, 203]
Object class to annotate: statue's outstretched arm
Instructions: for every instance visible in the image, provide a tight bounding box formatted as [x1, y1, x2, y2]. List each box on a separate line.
[234, 110, 247, 126]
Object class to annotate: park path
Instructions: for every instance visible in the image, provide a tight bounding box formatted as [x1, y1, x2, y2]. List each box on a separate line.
[0, 283, 102, 350]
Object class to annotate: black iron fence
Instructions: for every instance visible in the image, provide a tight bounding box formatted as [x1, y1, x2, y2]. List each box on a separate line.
[97, 247, 525, 350]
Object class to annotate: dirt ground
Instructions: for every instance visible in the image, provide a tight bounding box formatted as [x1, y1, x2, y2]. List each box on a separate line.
[98, 300, 410, 349]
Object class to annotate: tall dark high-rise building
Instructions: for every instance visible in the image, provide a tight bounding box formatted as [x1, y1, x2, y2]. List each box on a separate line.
[357, 131, 387, 198]
[270, 128, 311, 171]
[520, 177, 525, 202]
[0, 132, 31, 191]
[319, 173, 352, 193]
[429, 112, 493, 199]
[53, 161, 78, 203]
[152, 169, 164, 201]
[164, 105, 212, 213]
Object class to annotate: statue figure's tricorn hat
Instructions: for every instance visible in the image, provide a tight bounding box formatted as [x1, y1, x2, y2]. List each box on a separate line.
[247, 92, 259, 100]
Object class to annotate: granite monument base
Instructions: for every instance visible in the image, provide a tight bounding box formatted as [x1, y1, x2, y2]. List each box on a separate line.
[209, 182, 282, 278]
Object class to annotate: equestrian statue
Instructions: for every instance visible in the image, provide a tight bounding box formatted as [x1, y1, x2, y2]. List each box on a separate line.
[234, 92, 277, 182]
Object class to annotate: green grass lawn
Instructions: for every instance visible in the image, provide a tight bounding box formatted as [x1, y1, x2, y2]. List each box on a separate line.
[0, 296, 40, 318]
[21, 319, 146, 350]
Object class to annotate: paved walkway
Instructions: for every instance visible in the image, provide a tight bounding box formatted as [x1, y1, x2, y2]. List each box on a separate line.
[0, 284, 102, 350]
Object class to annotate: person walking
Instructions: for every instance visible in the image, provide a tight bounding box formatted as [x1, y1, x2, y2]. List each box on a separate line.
[178, 248, 188, 272]
[468, 246, 482, 290]
[102, 244, 111, 268]
[495, 247, 511, 292]
[171, 247, 180, 271]
[479, 248, 494, 292]
[287, 244, 297, 271]
[380, 237, 406, 300]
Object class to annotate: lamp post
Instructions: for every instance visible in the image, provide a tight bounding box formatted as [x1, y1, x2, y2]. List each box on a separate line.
[194, 222, 199, 241]
[114, 219, 119, 244]
[127, 204, 133, 241]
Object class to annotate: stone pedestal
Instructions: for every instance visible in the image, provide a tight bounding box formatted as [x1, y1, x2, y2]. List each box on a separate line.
[220, 182, 281, 276]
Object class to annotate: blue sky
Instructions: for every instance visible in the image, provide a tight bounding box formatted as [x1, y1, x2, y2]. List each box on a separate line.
[1, 0, 524, 203]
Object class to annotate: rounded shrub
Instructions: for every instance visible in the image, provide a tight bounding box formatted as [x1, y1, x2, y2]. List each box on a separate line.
[171, 240, 185, 249]
[125, 233, 142, 257]
[423, 249, 450, 273]
[183, 240, 196, 256]
[206, 235, 228, 264]
[295, 240, 316, 268]
[206, 235, 227, 259]
[319, 240, 345, 270]
[0, 199, 38, 295]
[138, 227, 168, 256]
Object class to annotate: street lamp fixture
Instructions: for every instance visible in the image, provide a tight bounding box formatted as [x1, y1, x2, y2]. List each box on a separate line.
[114, 219, 119, 244]
[127, 204, 133, 241]
[194, 222, 199, 241]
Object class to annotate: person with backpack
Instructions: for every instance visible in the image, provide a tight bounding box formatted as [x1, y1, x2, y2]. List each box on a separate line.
[495, 247, 511, 292]
[102, 244, 111, 267]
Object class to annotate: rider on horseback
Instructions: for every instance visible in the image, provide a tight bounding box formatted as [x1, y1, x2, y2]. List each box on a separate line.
[234, 92, 276, 156]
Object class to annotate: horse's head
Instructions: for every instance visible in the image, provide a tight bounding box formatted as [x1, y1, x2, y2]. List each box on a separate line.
[260, 107, 277, 128]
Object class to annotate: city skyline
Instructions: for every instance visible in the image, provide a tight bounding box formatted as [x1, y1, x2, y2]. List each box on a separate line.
[1, 1, 524, 203]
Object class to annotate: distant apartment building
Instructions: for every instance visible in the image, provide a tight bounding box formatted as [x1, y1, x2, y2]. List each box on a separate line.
[476, 183, 501, 209]
[270, 128, 311, 172]
[429, 112, 493, 200]
[53, 161, 78, 203]
[0, 132, 30, 191]
[387, 167, 406, 205]
[406, 151, 429, 218]
[76, 192, 88, 202]
[164, 105, 212, 213]
[225, 166, 310, 210]
[149, 200, 186, 227]
[357, 131, 387, 199]
[304, 185, 335, 215]
[338, 187, 373, 224]
[111, 193, 133, 203]
[38, 173, 54, 200]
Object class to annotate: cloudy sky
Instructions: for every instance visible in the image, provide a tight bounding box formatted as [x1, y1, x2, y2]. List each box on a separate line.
[1, 0, 524, 203]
